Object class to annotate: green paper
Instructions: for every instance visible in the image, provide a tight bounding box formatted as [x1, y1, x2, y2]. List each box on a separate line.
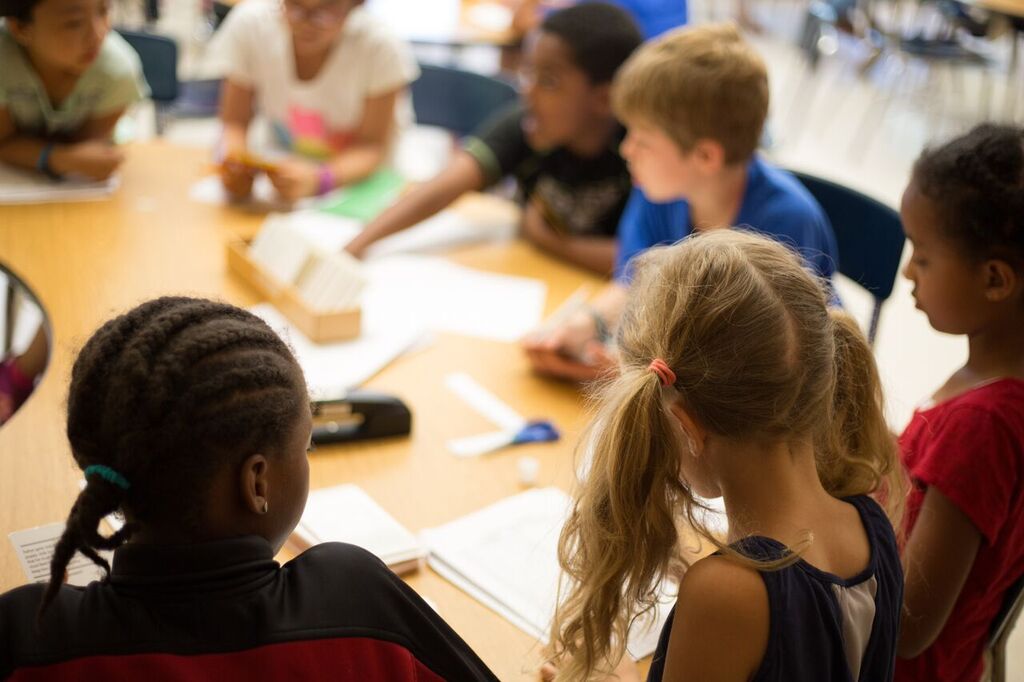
[316, 168, 406, 222]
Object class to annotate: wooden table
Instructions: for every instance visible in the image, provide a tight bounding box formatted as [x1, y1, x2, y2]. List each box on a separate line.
[961, 0, 1024, 19]
[0, 142, 616, 679]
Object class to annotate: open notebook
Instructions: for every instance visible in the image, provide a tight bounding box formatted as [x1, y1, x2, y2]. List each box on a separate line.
[421, 488, 675, 659]
[290, 484, 424, 576]
[0, 164, 118, 204]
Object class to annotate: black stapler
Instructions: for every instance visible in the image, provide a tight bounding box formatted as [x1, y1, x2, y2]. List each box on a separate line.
[311, 390, 412, 445]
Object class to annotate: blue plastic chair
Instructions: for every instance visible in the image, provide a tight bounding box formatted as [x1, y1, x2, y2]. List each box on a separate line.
[792, 170, 905, 345]
[116, 29, 179, 134]
[410, 64, 518, 137]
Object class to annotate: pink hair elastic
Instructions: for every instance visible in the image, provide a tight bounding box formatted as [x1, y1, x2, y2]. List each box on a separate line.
[648, 358, 676, 387]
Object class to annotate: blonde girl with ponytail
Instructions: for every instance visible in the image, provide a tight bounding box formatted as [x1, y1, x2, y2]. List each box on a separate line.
[547, 230, 907, 682]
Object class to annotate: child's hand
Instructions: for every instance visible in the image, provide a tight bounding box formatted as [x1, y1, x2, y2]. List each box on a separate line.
[267, 159, 320, 202]
[51, 140, 124, 180]
[220, 156, 257, 200]
[522, 310, 616, 382]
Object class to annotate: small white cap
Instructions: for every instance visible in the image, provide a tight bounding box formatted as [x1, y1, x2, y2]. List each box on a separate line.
[517, 456, 540, 487]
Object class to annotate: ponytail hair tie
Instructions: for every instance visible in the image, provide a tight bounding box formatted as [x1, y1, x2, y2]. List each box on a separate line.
[84, 464, 131, 491]
[648, 358, 676, 387]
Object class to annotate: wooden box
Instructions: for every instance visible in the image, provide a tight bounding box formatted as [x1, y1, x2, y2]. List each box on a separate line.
[226, 239, 361, 343]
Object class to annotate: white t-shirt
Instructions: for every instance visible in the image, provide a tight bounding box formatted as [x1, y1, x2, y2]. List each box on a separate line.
[210, 0, 419, 159]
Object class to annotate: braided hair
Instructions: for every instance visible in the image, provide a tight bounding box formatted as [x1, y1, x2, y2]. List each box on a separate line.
[39, 297, 308, 619]
[913, 123, 1024, 269]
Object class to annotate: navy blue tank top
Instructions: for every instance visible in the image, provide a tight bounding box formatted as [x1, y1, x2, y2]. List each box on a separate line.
[647, 495, 903, 681]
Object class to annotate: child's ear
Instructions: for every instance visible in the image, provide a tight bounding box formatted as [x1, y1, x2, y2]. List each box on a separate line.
[691, 138, 726, 174]
[982, 259, 1018, 303]
[239, 453, 271, 515]
[667, 402, 707, 458]
[5, 19, 33, 46]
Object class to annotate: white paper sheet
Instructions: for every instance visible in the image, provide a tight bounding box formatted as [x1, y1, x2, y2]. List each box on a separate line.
[421, 488, 674, 658]
[264, 208, 515, 260]
[250, 303, 424, 400]
[9, 522, 111, 586]
[0, 164, 118, 204]
[293, 484, 424, 567]
[362, 255, 546, 343]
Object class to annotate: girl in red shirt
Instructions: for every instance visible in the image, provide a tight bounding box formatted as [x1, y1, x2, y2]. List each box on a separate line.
[896, 123, 1024, 682]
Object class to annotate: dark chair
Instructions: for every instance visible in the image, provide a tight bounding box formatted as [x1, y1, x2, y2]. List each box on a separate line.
[410, 64, 518, 137]
[792, 170, 905, 345]
[988, 574, 1024, 682]
[116, 29, 179, 134]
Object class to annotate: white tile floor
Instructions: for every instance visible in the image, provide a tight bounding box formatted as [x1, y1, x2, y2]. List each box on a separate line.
[144, 0, 1022, 675]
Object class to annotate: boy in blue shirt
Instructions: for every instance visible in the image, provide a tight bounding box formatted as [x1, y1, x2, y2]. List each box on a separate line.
[525, 23, 837, 381]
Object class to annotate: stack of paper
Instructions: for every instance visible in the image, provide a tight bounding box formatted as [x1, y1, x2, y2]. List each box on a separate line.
[0, 164, 118, 204]
[250, 303, 423, 400]
[421, 488, 674, 658]
[248, 216, 367, 313]
[291, 484, 424, 575]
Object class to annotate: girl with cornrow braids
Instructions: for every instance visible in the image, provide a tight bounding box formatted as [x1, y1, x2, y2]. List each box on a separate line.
[0, 297, 497, 682]
[896, 124, 1024, 682]
[545, 231, 906, 682]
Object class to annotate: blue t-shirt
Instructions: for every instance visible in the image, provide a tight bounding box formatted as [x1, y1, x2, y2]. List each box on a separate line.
[606, 0, 687, 38]
[614, 156, 838, 284]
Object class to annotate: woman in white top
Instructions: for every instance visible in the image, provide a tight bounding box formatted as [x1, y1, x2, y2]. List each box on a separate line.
[213, 0, 418, 202]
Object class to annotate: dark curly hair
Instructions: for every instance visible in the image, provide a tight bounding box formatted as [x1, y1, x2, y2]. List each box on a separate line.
[39, 297, 308, 620]
[912, 123, 1024, 268]
[0, 0, 41, 22]
[542, 2, 643, 84]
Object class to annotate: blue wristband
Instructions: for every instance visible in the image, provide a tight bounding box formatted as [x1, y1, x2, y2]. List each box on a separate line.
[36, 143, 61, 180]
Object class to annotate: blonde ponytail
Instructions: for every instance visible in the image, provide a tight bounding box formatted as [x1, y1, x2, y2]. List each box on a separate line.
[817, 310, 907, 531]
[553, 369, 686, 680]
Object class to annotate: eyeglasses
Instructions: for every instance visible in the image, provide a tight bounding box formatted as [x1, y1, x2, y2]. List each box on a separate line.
[281, 0, 351, 28]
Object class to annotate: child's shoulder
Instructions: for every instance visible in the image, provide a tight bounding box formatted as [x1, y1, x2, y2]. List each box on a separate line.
[285, 541, 400, 587]
[747, 157, 825, 224]
[0, 26, 32, 87]
[94, 31, 144, 81]
[924, 377, 1024, 423]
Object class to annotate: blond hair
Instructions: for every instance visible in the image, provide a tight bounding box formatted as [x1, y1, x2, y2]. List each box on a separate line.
[549, 231, 906, 680]
[612, 23, 769, 164]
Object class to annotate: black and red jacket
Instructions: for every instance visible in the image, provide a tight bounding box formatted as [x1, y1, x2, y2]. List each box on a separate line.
[0, 537, 498, 681]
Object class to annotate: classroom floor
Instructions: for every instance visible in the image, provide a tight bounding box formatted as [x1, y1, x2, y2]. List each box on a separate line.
[134, 0, 1023, 675]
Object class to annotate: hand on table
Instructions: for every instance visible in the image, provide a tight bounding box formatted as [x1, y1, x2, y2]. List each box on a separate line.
[522, 309, 616, 383]
[51, 140, 124, 180]
[268, 158, 321, 202]
[220, 152, 257, 199]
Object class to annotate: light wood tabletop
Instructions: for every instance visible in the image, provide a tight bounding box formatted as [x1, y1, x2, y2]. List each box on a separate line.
[959, 0, 1024, 19]
[0, 141, 626, 679]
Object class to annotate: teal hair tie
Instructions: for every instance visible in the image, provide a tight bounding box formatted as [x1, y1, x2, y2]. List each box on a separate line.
[84, 465, 131, 491]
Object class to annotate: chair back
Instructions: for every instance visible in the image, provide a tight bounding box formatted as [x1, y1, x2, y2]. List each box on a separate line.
[792, 170, 905, 343]
[410, 64, 518, 137]
[117, 29, 179, 104]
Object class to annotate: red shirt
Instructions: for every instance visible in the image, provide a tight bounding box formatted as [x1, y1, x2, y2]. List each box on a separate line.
[895, 378, 1024, 682]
